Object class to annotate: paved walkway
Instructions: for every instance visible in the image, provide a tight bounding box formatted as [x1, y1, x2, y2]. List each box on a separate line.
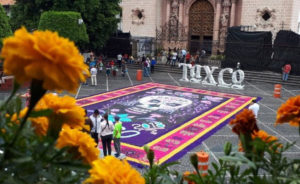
[1, 68, 299, 172]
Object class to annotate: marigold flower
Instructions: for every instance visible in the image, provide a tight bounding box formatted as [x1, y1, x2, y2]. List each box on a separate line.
[229, 109, 259, 135]
[276, 95, 300, 127]
[1, 128, 6, 134]
[30, 117, 49, 136]
[34, 94, 85, 131]
[252, 130, 278, 143]
[84, 156, 145, 184]
[10, 107, 28, 123]
[56, 126, 99, 164]
[238, 141, 244, 152]
[1, 27, 89, 93]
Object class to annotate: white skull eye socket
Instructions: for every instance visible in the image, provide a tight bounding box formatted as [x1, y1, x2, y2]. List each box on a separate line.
[165, 103, 182, 107]
[149, 99, 161, 103]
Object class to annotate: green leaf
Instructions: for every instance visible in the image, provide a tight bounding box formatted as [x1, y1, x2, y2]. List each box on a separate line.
[12, 156, 32, 163]
[29, 109, 53, 118]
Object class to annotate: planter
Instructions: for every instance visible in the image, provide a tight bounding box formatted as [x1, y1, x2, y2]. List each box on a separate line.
[207, 59, 222, 68]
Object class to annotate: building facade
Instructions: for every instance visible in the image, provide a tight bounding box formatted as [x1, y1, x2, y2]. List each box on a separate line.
[120, 0, 300, 56]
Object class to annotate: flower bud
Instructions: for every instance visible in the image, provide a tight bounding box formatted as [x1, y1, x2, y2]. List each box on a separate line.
[224, 142, 232, 156]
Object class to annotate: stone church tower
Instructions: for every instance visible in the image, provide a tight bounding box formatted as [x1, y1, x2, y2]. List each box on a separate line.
[120, 0, 300, 56]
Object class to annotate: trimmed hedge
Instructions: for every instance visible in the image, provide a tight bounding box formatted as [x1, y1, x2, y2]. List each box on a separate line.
[38, 11, 88, 44]
[0, 5, 12, 48]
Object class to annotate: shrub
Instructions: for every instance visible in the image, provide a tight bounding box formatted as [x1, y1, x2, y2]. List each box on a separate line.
[0, 5, 12, 48]
[38, 11, 89, 46]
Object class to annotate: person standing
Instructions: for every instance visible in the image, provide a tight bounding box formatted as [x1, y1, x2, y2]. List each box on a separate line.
[90, 110, 102, 146]
[121, 59, 127, 77]
[90, 66, 97, 86]
[100, 113, 114, 156]
[117, 54, 122, 68]
[21, 89, 31, 107]
[282, 63, 291, 81]
[181, 49, 186, 63]
[151, 57, 156, 73]
[106, 62, 111, 77]
[83, 110, 93, 134]
[145, 57, 151, 77]
[186, 51, 191, 64]
[248, 100, 260, 118]
[171, 51, 177, 67]
[166, 51, 171, 65]
[113, 116, 122, 158]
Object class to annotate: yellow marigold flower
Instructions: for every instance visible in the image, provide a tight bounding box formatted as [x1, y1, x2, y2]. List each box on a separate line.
[84, 156, 145, 184]
[1, 27, 89, 93]
[56, 126, 99, 164]
[35, 94, 85, 130]
[276, 95, 300, 127]
[5, 114, 10, 118]
[30, 117, 49, 136]
[229, 109, 259, 135]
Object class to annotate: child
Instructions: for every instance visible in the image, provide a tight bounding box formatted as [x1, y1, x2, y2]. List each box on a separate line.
[113, 116, 122, 158]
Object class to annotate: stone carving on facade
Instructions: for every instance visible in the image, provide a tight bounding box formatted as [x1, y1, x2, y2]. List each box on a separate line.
[131, 8, 145, 25]
[255, 8, 276, 29]
[218, 0, 231, 53]
[219, 13, 229, 52]
[169, 0, 180, 39]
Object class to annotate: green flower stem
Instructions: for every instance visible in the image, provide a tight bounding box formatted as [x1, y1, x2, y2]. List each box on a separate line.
[3, 79, 46, 161]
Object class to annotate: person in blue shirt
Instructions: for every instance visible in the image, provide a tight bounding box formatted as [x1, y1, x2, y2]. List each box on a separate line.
[151, 57, 156, 73]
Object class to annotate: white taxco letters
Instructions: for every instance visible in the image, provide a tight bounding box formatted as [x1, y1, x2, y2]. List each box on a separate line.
[178, 64, 244, 89]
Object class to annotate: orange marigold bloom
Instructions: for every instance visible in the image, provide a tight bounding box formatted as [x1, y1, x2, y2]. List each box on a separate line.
[84, 156, 145, 184]
[252, 130, 278, 143]
[238, 141, 244, 152]
[276, 95, 300, 127]
[1, 27, 89, 93]
[10, 107, 28, 123]
[229, 109, 259, 135]
[30, 117, 49, 136]
[56, 125, 99, 164]
[34, 93, 85, 131]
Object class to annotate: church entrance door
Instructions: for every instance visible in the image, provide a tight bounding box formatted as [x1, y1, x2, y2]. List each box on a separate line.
[189, 0, 214, 54]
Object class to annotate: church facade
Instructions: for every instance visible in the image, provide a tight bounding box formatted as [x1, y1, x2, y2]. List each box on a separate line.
[120, 0, 300, 56]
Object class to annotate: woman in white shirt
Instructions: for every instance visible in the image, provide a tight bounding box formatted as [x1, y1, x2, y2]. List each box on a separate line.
[99, 113, 114, 156]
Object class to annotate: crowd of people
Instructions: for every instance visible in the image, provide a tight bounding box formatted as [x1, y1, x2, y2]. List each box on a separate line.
[83, 49, 293, 86]
[85, 109, 123, 158]
[84, 53, 130, 86]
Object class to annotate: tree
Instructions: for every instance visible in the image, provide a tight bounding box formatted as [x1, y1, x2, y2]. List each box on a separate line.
[38, 11, 89, 45]
[0, 4, 12, 48]
[10, 0, 121, 53]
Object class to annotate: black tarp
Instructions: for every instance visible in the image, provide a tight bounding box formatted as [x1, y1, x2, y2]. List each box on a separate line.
[223, 27, 273, 70]
[271, 30, 300, 75]
[100, 31, 131, 58]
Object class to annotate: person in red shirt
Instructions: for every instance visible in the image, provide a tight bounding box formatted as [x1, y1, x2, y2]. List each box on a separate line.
[282, 63, 291, 81]
[186, 52, 191, 64]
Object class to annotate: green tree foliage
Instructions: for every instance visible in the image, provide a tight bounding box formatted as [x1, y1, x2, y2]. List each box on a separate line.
[0, 5, 12, 48]
[38, 11, 88, 45]
[10, 0, 121, 52]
